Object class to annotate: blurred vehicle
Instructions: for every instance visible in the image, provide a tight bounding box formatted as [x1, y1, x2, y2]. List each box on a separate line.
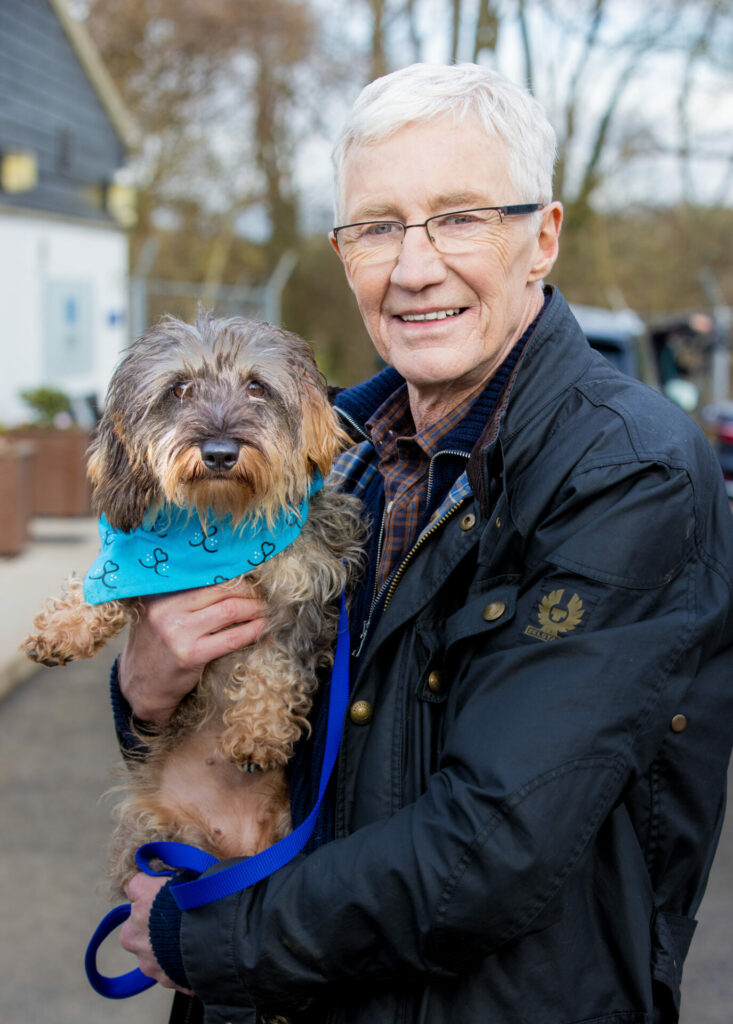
[571, 303, 700, 414]
[702, 402, 733, 498]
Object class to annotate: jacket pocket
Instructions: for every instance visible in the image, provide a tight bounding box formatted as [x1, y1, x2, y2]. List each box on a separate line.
[651, 909, 697, 1021]
[441, 585, 518, 655]
[413, 586, 517, 703]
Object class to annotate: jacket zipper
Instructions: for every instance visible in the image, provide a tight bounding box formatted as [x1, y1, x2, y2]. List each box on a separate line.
[353, 501, 392, 657]
[355, 496, 468, 657]
[350, 437, 469, 657]
[425, 449, 469, 508]
[383, 497, 468, 613]
[335, 406, 371, 441]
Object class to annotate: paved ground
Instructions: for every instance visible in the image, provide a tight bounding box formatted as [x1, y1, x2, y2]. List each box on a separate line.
[0, 518, 731, 1022]
[0, 648, 173, 1024]
[0, 517, 102, 703]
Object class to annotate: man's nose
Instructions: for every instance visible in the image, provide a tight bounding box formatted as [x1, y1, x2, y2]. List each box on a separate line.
[389, 224, 447, 291]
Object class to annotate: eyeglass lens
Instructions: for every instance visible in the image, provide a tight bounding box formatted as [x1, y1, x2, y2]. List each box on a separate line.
[337, 207, 513, 262]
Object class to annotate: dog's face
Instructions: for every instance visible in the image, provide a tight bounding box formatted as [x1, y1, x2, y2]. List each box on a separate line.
[88, 315, 349, 531]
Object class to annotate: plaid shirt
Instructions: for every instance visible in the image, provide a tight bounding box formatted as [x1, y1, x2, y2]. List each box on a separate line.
[366, 382, 484, 592]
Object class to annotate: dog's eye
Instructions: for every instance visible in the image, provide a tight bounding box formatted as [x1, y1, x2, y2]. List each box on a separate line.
[172, 382, 192, 400]
[246, 380, 265, 398]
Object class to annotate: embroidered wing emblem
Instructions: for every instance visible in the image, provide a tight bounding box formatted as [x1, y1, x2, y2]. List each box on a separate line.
[537, 589, 584, 638]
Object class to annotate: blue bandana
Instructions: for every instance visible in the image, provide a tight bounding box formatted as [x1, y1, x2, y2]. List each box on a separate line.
[83, 474, 324, 605]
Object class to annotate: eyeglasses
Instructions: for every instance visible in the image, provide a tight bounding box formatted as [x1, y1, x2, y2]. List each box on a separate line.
[331, 204, 544, 265]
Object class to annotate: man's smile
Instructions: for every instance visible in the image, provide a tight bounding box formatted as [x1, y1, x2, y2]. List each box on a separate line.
[396, 307, 466, 322]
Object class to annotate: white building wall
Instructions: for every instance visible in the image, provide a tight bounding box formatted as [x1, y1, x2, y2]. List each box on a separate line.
[0, 211, 128, 425]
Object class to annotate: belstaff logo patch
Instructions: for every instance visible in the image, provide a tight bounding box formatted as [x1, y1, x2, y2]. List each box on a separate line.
[524, 589, 585, 642]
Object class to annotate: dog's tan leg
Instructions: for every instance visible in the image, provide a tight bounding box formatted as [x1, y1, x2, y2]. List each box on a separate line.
[217, 642, 313, 771]
[23, 576, 129, 666]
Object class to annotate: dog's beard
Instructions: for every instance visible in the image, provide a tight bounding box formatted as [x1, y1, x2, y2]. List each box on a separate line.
[157, 442, 308, 527]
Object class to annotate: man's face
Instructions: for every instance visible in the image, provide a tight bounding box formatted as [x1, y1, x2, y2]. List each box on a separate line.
[333, 117, 561, 410]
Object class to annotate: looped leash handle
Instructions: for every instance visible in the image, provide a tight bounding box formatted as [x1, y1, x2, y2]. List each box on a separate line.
[85, 904, 157, 998]
[83, 846, 213, 998]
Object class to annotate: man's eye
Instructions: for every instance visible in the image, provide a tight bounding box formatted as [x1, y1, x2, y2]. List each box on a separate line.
[363, 222, 399, 237]
[247, 379, 265, 398]
[439, 212, 481, 227]
[172, 382, 192, 399]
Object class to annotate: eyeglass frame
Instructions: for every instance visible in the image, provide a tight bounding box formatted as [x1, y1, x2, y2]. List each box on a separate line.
[331, 203, 545, 257]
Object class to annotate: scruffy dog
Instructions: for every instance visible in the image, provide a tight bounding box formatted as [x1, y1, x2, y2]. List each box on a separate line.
[23, 314, 365, 897]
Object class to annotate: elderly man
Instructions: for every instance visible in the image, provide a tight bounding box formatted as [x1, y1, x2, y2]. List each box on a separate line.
[115, 64, 733, 1024]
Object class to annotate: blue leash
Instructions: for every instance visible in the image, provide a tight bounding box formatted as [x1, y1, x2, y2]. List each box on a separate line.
[86, 594, 350, 999]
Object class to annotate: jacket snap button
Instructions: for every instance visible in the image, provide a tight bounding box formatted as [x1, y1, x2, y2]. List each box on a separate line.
[427, 670, 443, 694]
[482, 600, 506, 622]
[460, 513, 476, 531]
[670, 714, 688, 733]
[495, 515, 502, 528]
[350, 700, 373, 725]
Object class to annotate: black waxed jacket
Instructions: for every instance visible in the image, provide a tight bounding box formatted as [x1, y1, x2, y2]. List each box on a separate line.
[179, 289, 733, 1024]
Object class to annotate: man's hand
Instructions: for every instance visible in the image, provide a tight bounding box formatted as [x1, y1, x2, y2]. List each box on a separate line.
[118, 583, 267, 724]
[120, 873, 194, 994]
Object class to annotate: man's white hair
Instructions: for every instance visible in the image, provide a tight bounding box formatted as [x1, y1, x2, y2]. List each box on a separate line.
[332, 62, 557, 224]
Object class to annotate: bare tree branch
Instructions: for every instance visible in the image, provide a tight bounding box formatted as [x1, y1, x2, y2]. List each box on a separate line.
[472, 0, 500, 62]
[554, 0, 605, 198]
[517, 0, 534, 93]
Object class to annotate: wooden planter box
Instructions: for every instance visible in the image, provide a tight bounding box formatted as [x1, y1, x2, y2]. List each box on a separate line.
[0, 440, 35, 555]
[8, 428, 92, 517]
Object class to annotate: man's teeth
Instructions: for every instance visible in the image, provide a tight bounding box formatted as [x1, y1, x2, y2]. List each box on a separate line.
[400, 308, 462, 322]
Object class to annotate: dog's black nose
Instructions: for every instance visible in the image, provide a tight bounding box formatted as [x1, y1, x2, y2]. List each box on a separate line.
[200, 438, 240, 472]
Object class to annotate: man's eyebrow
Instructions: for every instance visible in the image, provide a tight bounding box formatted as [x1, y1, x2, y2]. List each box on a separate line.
[431, 192, 489, 210]
[345, 193, 491, 223]
[346, 204, 402, 221]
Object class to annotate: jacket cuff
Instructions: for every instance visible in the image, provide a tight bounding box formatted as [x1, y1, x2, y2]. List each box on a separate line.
[149, 879, 190, 990]
[109, 657, 152, 757]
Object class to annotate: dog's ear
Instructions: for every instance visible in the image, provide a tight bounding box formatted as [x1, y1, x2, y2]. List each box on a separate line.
[87, 413, 156, 532]
[299, 382, 352, 479]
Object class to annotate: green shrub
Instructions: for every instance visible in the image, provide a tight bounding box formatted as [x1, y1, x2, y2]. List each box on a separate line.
[19, 386, 72, 426]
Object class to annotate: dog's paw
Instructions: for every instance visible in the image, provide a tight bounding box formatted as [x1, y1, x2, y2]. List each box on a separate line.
[22, 637, 73, 667]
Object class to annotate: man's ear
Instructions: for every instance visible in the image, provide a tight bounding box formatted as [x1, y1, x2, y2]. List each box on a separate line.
[329, 232, 356, 292]
[527, 202, 563, 282]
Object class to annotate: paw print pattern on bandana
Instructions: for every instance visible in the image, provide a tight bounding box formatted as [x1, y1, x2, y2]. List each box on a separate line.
[137, 548, 170, 577]
[247, 541, 277, 567]
[87, 560, 121, 590]
[84, 473, 324, 605]
[189, 525, 220, 553]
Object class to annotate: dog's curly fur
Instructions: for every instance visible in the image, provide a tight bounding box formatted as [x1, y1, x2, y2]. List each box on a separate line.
[23, 314, 366, 905]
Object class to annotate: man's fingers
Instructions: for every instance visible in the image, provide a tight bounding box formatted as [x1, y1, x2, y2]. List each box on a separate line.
[144, 580, 260, 615]
[120, 874, 194, 993]
[194, 596, 267, 637]
[119, 585, 267, 722]
[191, 616, 267, 665]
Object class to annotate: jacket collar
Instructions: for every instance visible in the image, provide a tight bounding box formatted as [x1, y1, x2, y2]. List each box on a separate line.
[500, 287, 594, 441]
[465, 287, 595, 510]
